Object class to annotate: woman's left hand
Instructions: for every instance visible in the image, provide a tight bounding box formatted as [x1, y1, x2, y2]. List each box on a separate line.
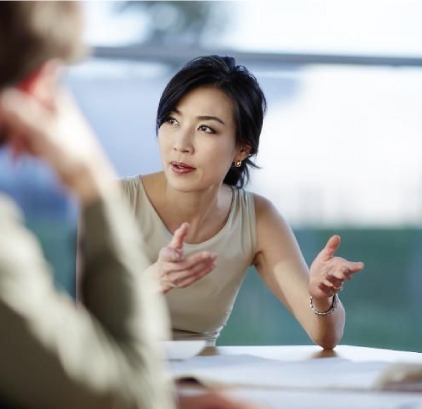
[309, 235, 364, 300]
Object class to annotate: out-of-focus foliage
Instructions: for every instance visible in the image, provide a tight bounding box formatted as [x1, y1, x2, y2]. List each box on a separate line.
[118, 1, 230, 45]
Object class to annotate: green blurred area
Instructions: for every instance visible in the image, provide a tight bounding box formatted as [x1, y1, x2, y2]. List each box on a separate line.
[31, 221, 422, 352]
[219, 228, 422, 352]
[27, 220, 77, 298]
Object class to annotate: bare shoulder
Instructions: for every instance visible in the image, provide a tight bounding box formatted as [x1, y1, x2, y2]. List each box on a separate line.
[252, 193, 285, 223]
[141, 172, 167, 206]
[140, 171, 163, 186]
[140, 172, 165, 193]
[252, 193, 293, 242]
[253, 193, 274, 212]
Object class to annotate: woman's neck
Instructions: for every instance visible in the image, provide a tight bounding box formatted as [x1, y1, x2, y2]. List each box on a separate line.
[144, 172, 232, 243]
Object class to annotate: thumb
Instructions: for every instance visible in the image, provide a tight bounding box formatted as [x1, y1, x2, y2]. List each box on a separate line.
[169, 222, 189, 250]
[159, 246, 182, 262]
[321, 235, 341, 260]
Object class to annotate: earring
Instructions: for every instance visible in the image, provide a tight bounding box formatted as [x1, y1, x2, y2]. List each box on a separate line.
[234, 160, 242, 168]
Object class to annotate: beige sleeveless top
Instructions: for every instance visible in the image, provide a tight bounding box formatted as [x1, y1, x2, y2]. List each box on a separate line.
[121, 175, 257, 345]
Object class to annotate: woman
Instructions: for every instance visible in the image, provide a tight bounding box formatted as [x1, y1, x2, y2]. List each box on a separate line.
[121, 55, 364, 347]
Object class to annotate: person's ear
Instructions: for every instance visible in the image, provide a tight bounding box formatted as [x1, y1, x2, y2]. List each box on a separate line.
[235, 144, 252, 162]
[17, 59, 63, 109]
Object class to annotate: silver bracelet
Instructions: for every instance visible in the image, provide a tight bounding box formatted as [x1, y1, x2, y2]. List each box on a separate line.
[309, 294, 338, 316]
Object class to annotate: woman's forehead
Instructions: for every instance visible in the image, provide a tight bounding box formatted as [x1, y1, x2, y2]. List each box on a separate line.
[176, 86, 234, 119]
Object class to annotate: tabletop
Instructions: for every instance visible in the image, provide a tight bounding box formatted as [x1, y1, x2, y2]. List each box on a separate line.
[201, 344, 422, 363]
[176, 345, 422, 409]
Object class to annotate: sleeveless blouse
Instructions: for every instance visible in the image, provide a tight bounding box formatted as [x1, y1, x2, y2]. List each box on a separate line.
[121, 175, 257, 345]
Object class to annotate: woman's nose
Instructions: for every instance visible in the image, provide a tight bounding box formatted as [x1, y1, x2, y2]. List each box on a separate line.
[172, 130, 193, 153]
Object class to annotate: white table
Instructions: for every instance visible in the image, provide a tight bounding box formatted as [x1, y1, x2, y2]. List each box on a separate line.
[175, 345, 422, 409]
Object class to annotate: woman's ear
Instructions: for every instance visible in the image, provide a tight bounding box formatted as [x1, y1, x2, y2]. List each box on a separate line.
[237, 144, 252, 162]
[17, 59, 63, 109]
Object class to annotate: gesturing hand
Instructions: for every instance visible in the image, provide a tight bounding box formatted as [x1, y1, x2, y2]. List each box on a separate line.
[156, 222, 217, 294]
[309, 235, 364, 299]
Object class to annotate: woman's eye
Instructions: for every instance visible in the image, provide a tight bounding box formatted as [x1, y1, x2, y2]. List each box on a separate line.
[198, 125, 215, 134]
[165, 117, 178, 126]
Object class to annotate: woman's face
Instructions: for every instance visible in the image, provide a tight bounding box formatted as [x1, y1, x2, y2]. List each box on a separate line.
[158, 86, 245, 192]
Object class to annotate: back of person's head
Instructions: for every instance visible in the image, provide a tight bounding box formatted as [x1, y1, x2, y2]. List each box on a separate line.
[156, 55, 267, 188]
[0, 1, 86, 91]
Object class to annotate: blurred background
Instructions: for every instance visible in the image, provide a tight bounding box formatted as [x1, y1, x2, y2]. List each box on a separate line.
[1, 0, 422, 351]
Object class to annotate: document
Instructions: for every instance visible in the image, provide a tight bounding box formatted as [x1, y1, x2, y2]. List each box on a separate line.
[225, 389, 422, 409]
[170, 354, 422, 392]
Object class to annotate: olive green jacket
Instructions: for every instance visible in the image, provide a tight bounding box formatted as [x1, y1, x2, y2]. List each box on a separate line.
[0, 192, 175, 409]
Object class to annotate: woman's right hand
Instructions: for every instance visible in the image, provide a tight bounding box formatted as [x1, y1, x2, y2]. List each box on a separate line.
[155, 222, 217, 294]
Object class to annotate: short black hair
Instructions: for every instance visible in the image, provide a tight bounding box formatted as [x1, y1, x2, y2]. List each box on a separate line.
[156, 55, 267, 188]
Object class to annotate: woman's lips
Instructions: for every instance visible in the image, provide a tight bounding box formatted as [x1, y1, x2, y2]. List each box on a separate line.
[170, 161, 196, 174]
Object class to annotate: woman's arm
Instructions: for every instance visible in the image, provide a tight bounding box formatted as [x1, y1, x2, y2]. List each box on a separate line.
[253, 194, 363, 349]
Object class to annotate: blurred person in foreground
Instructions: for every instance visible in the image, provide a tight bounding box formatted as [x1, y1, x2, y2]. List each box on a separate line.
[0, 2, 259, 409]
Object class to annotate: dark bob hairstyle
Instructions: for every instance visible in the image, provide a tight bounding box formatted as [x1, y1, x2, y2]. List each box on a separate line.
[156, 55, 267, 188]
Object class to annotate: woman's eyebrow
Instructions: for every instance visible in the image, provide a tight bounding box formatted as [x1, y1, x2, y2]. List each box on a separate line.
[172, 108, 225, 125]
[197, 115, 225, 125]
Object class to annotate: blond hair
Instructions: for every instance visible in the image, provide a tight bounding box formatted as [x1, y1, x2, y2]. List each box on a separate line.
[0, 1, 87, 89]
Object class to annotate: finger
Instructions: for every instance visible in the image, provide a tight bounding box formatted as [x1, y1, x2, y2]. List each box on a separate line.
[0, 91, 54, 160]
[320, 235, 341, 260]
[159, 246, 183, 262]
[318, 282, 338, 297]
[171, 258, 216, 282]
[330, 262, 364, 280]
[171, 251, 216, 272]
[176, 263, 215, 288]
[0, 89, 46, 138]
[165, 260, 215, 287]
[169, 222, 189, 250]
[160, 250, 217, 274]
[347, 261, 364, 273]
[325, 274, 343, 288]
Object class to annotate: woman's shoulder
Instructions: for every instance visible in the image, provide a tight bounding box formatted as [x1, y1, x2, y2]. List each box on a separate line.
[226, 186, 276, 217]
[120, 172, 165, 204]
[121, 172, 161, 191]
[229, 187, 272, 212]
[252, 192, 274, 211]
[228, 185, 255, 202]
[140, 172, 163, 186]
[248, 192, 284, 224]
[120, 174, 141, 188]
[250, 193, 292, 240]
[120, 174, 142, 200]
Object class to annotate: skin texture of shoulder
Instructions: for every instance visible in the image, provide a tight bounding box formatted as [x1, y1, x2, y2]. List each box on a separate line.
[140, 172, 166, 200]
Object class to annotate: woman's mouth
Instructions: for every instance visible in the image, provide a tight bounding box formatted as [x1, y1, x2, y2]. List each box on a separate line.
[170, 161, 196, 174]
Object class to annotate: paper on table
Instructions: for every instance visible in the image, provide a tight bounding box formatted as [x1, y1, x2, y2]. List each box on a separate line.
[374, 363, 422, 392]
[162, 340, 206, 360]
[226, 388, 422, 409]
[170, 354, 390, 391]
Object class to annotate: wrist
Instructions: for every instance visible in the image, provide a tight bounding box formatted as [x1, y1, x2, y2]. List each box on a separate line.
[311, 296, 333, 312]
[309, 294, 338, 316]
